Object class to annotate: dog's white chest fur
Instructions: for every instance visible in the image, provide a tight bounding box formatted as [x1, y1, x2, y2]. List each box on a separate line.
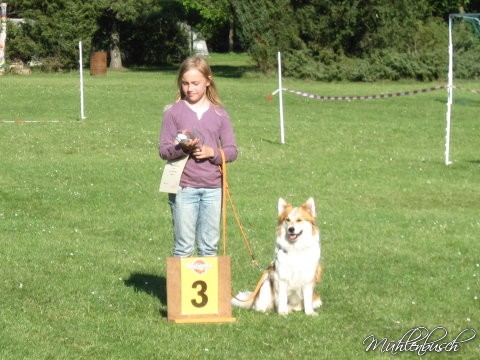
[275, 243, 320, 286]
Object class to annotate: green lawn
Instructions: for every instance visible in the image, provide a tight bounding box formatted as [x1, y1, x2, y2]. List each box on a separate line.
[1, 53, 479, 359]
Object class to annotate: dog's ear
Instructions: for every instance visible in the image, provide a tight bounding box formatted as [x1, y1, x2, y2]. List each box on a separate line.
[304, 198, 316, 217]
[278, 198, 288, 215]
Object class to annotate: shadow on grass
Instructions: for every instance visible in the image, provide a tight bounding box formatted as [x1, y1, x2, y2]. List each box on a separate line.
[210, 65, 257, 78]
[125, 64, 177, 74]
[434, 96, 480, 106]
[124, 272, 167, 307]
[260, 137, 284, 145]
[127, 64, 257, 78]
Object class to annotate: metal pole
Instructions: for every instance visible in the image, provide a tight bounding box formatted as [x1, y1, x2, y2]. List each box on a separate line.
[278, 52, 285, 144]
[445, 15, 454, 165]
[79, 41, 86, 120]
[0, 3, 7, 75]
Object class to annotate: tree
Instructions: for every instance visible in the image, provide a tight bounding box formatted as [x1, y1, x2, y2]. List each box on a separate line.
[7, 0, 100, 70]
[94, 0, 164, 70]
[6, 0, 480, 77]
[117, 3, 189, 66]
[181, 0, 236, 52]
[7, 0, 188, 70]
[233, 0, 302, 71]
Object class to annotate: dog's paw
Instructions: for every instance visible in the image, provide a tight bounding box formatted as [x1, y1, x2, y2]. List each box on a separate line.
[305, 308, 318, 316]
[313, 298, 323, 309]
[312, 293, 322, 309]
[278, 308, 289, 316]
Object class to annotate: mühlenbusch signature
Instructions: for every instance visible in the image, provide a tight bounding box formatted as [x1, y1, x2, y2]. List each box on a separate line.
[363, 326, 476, 355]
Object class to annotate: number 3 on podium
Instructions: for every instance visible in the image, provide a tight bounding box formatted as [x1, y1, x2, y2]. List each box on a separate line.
[181, 258, 219, 315]
[191, 280, 208, 307]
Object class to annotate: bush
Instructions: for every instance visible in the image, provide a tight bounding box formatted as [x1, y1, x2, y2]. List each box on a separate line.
[118, 14, 190, 67]
[277, 24, 480, 83]
[5, 20, 39, 64]
[235, 1, 480, 82]
[452, 20, 480, 79]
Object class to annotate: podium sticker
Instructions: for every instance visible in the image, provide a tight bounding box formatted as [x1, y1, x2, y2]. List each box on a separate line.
[180, 257, 219, 315]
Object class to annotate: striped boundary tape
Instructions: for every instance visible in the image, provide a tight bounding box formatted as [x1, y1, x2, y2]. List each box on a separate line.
[1, 120, 60, 124]
[266, 85, 447, 101]
[265, 84, 480, 102]
[457, 86, 480, 95]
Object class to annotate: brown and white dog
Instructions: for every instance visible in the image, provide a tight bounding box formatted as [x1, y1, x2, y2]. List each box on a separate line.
[232, 198, 322, 316]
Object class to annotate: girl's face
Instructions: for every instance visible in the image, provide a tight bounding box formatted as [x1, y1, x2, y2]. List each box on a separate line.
[181, 69, 211, 105]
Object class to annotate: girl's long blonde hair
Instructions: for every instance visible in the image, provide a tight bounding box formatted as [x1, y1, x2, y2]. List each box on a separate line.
[175, 55, 222, 106]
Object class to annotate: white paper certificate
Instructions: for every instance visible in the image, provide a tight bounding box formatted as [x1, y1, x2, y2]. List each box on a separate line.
[159, 156, 188, 193]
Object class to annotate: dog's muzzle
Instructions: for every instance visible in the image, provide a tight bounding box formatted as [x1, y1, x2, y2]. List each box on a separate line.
[287, 227, 303, 241]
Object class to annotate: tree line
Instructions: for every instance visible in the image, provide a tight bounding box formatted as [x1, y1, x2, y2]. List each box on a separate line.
[5, 0, 480, 80]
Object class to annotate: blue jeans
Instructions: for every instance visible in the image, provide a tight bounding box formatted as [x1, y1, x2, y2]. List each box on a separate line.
[168, 187, 222, 257]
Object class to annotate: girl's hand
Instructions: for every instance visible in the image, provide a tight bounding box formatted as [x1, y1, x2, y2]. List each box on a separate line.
[192, 145, 214, 159]
[179, 138, 200, 152]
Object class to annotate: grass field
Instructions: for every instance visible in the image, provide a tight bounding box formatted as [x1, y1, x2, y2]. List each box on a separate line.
[1, 53, 479, 359]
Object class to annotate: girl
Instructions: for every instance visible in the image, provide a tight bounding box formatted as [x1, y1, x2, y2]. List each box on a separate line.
[159, 55, 238, 257]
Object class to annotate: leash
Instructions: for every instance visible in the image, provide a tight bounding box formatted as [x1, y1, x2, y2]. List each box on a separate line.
[220, 148, 228, 256]
[230, 262, 275, 305]
[219, 149, 263, 271]
[219, 149, 273, 306]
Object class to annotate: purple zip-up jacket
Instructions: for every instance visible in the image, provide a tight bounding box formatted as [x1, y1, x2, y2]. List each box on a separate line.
[159, 100, 238, 188]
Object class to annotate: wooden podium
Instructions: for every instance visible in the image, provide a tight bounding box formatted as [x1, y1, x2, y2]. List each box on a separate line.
[166, 256, 236, 324]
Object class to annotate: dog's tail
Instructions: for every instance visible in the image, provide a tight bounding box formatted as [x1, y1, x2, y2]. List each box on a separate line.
[313, 264, 324, 309]
[231, 291, 255, 309]
[231, 267, 273, 310]
[315, 264, 324, 283]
